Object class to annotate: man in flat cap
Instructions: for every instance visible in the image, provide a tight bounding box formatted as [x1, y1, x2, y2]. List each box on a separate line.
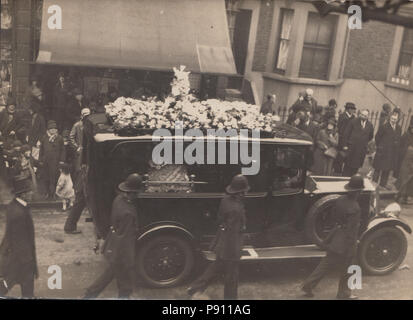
[83, 173, 143, 299]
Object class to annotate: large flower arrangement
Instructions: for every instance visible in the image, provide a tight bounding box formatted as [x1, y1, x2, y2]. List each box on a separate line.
[105, 66, 281, 136]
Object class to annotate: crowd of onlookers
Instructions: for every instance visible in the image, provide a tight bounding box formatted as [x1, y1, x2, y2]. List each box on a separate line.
[0, 72, 117, 208]
[262, 88, 413, 203]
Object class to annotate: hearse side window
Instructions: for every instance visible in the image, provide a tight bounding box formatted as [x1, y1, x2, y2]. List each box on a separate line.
[272, 146, 306, 193]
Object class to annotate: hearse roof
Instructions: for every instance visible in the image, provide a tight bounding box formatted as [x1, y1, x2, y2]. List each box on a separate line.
[88, 113, 313, 146]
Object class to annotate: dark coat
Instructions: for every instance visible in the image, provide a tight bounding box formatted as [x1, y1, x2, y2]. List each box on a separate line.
[324, 195, 361, 257]
[102, 194, 137, 268]
[373, 122, 402, 171]
[396, 133, 413, 197]
[291, 98, 318, 115]
[0, 198, 38, 284]
[337, 112, 354, 148]
[298, 121, 318, 141]
[53, 82, 69, 110]
[211, 194, 246, 261]
[39, 134, 66, 165]
[0, 110, 26, 139]
[65, 98, 84, 126]
[342, 118, 374, 169]
[27, 113, 46, 147]
[260, 100, 274, 114]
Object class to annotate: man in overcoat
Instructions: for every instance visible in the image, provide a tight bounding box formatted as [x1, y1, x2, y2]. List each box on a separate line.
[26, 101, 46, 148]
[83, 173, 142, 299]
[0, 180, 38, 298]
[302, 174, 364, 299]
[372, 112, 402, 189]
[187, 174, 248, 300]
[334, 102, 356, 174]
[396, 118, 413, 204]
[0, 97, 26, 143]
[39, 120, 65, 199]
[342, 110, 374, 177]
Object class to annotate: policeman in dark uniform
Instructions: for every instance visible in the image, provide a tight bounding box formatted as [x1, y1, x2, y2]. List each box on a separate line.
[187, 174, 249, 300]
[301, 174, 364, 299]
[83, 173, 142, 299]
[0, 178, 38, 298]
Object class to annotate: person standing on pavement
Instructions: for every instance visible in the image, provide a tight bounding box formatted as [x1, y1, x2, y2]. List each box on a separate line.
[302, 174, 364, 300]
[187, 174, 249, 300]
[39, 120, 65, 199]
[83, 173, 142, 299]
[334, 102, 356, 175]
[342, 109, 374, 177]
[0, 180, 38, 298]
[372, 112, 402, 189]
[70, 108, 90, 179]
[395, 118, 413, 204]
[53, 72, 70, 131]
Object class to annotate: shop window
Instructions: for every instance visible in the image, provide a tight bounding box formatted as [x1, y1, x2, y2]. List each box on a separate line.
[299, 12, 337, 80]
[274, 9, 294, 74]
[394, 28, 413, 86]
[272, 146, 306, 194]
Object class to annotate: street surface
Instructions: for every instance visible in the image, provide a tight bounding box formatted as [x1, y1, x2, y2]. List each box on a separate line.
[0, 200, 412, 300]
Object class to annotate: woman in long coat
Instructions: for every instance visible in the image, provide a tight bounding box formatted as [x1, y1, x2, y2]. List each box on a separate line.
[312, 119, 338, 176]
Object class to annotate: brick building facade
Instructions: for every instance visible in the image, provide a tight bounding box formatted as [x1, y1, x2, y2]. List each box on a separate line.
[233, 0, 413, 130]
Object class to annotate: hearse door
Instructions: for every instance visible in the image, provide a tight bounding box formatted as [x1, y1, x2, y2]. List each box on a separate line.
[266, 146, 308, 244]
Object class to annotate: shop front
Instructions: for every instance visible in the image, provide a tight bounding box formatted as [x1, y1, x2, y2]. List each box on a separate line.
[33, 0, 237, 111]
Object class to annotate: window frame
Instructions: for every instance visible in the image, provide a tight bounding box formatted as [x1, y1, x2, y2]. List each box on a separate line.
[274, 8, 295, 75]
[299, 12, 337, 80]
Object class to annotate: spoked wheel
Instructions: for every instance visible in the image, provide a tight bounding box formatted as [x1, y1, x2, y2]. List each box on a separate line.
[358, 227, 407, 275]
[136, 235, 195, 288]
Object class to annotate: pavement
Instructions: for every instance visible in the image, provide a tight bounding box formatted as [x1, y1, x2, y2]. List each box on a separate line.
[0, 198, 412, 300]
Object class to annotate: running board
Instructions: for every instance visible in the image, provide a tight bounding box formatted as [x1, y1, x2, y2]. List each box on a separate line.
[203, 245, 326, 261]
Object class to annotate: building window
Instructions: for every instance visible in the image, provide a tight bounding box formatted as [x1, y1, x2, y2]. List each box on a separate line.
[299, 12, 337, 80]
[393, 28, 413, 86]
[274, 9, 294, 74]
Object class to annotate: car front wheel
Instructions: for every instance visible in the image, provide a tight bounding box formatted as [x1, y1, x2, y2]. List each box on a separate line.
[136, 235, 195, 288]
[358, 226, 407, 275]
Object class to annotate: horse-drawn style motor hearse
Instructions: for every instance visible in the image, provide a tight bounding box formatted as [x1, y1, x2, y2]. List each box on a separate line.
[83, 113, 411, 288]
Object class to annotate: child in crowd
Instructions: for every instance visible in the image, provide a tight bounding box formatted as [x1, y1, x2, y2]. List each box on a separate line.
[55, 163, 75, 210]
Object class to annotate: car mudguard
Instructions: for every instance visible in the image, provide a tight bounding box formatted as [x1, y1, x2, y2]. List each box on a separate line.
[360, 217, 412, 240]
[137, 221, 196, 243]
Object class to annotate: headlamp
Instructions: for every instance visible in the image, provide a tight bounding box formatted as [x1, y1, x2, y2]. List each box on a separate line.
[381, 202, 402, 218]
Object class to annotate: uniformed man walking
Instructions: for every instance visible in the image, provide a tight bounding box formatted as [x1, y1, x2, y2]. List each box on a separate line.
[0, 178, 38, 298]
[83, 173, 142, 299]
[187, 174, 249, 300]
[301, 174, 364, 299]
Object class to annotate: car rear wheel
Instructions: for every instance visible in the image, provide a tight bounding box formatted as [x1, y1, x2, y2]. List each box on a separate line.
[358, 226, 407, 275]
[136, 235, 195, 288]
[305, 195, 341, 248]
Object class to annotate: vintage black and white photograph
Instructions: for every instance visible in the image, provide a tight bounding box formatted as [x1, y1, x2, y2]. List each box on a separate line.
[0, 0, 413, 303]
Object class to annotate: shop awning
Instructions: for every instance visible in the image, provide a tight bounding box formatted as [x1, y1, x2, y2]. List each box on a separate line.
[36, 0, 237, 75]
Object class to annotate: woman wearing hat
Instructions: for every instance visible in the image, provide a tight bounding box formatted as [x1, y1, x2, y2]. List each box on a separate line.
[187, 174, 249, 300]
[312, 118, 338, 176]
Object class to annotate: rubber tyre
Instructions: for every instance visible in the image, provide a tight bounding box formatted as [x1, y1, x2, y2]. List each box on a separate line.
[305, 194, 341, 248]
[136, 235, 195, 288]
[358, 226, 407, 275]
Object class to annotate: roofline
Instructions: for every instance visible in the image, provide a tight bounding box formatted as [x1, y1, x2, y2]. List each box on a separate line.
[93, 133, 313, 146]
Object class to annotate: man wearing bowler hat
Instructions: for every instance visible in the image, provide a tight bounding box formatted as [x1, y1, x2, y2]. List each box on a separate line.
[39, 120, 65, 199]
[0, 178, 38, 298]
[0, 97, 26, 143]
[83, 173, 143, 299]
[187, 174, 249, 300]
[301, 174, 364, 299]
